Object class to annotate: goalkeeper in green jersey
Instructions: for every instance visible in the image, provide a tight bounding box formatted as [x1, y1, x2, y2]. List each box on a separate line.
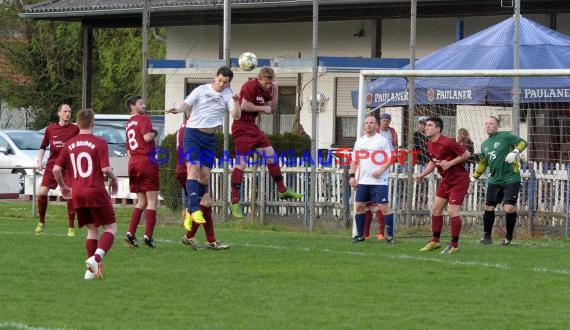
[472, 116, 527, 246]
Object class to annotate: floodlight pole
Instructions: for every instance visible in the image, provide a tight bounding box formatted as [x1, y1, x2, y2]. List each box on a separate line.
[309, 0, 319, 231]
[405, 0, 418, 225]
[512, 0, 521, 135]
[223, 0, 231, 221]
[141, 0, 150, 101]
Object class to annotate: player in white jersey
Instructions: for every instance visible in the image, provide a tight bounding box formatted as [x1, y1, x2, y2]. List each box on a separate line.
[168, 66, 241, 243]
[349, 115, 395, 243]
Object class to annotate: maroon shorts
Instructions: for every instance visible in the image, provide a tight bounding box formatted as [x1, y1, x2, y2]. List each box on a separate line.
[436, 175, 470, 205]
[232, 123, 272, 154]
[76, 204, 116, 228]
[41, 166, 58, 190]
[128, 157, 160, 193]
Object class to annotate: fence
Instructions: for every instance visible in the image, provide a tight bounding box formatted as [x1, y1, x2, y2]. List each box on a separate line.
[156, 158, 569, 237]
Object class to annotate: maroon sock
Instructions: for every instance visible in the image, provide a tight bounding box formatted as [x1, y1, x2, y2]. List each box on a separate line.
[230, 168, 244, 204]
[450, 216, 462, 247]
[98, 231, 115, 253]
[267, 163, 286, 193]
[128, 208, 143, 235]
[202, 206, 216, 243]
[376, 210, 385, 236]
[431, 215, 444, 242]
[67, 199, 75, 228]
[86, 239, 98, 258]
[144, 209, 157, 238]
[364, 210, 372, 237]
[38, 195, 48, 224]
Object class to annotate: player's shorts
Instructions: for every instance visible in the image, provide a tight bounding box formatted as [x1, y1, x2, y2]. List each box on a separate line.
[183, 128, 216, 169]
[128, 156, 160, 193]
[436, 175, 470, 205]
[232, 122, 272, 154]
[355, 184, 389, 204]
[76, 203, 116, 228]
[485, 181, 521, 207]
[40, 166, 58, 190]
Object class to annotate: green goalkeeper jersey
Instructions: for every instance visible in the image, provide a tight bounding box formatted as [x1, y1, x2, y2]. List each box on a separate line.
[474, 131, 527, 184]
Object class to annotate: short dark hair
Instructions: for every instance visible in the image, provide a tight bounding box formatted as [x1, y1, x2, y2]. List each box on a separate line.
[57, 103, 70, 113]
[427, 116, 444, 132]
[126, 95, 143, 113]
[216, 66, 234, 82]
[76, 108, 94, 129]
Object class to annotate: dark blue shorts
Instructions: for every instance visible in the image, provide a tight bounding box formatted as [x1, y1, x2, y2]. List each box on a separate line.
[355, 184, 389, 204]
[183, 127, 216, 169]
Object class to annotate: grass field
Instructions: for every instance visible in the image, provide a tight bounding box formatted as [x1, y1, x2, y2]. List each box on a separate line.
[0, 201, 569, 330]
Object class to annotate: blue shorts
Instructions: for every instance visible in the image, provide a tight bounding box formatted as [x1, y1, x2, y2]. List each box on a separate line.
[355, 184, 389, 204]
[183, 127, 216, 169]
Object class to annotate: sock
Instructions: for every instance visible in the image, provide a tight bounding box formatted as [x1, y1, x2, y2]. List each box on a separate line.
[38, 195, 48, 224]
[431, 215, 443, 242]
[376, 209, 385, 236]
[86, 239, 98, 258]
[202, 206, 216, 243]
[450, 216, 462, 247]
[268, 163, 286, 193]
[198, 183, 207, 199]
[98, 232, 114, 254]
[144, 209, 157, 238]
[67, 199, 75, 228]
[355, 213, 365, 237]
[186, 179, 199, 213]
[364, 210, 372, 237]
[384, 213, 394, 237]
[128, 207, 143, 235]
[231, 168, 244, 204]
[94, 248, 106, 263]
[483, 210, 495, 237]
[505, 212, 517, 241]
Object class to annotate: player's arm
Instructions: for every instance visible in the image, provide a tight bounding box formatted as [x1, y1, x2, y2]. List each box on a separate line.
[230, 93, 241, 120]
[168, 101, 190, 114]
[416, 161, 436, 182]
[348, 161, 359, 188]
[102, 166, 118, 195]
[37, 130, 49, 170]
[241, 99, 271, 114]
[505, 136, 527, 163]
[53, 161, 71, 199]
[143, 130, 158, 142]
[472, 155, 489, 180]
[448, 150, 470, 168]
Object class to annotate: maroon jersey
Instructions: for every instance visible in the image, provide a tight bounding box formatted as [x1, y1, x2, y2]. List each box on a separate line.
[41, 123, 80, 168]
[176, 119, 187, 179]
[55, 134, 111, 208]
[427, 135, 468, 179]
[236, 78, 273, 125]
[126, 114, 155, 157]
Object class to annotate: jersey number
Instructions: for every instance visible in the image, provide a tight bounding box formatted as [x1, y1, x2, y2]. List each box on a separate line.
[127, 128, 138, 150]
[69, 152, 93, 178]
[488, 151, 497, 160]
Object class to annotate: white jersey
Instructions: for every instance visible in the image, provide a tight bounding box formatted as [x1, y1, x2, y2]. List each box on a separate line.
[352, 133, 392, 185]
[184, 84, 234, 128]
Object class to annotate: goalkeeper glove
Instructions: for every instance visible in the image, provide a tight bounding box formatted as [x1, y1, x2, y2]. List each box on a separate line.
[505, 149, 520, 163]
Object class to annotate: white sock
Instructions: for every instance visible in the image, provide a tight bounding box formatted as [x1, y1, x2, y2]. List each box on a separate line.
[95, 248, 105, 258]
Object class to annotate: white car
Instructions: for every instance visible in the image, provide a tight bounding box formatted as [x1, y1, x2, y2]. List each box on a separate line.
[0, 129, 49, 193]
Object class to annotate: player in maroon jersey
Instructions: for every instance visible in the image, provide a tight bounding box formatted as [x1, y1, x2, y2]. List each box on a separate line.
[123, 95, 160, 248]
[229, 67, 302, 218]
[35, 103, 79, 237]
[53, 108, 118, 280]
[175, 118, 228, 250]
[415, 116, 470, 254]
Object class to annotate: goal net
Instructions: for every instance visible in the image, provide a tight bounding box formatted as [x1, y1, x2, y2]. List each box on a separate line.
[356, 69, 570, 236]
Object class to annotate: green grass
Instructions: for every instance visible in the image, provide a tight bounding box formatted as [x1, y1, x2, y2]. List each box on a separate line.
[0, 201, 569, 329]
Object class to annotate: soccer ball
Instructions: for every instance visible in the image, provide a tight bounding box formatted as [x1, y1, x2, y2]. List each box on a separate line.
[238, 52, 258, 71]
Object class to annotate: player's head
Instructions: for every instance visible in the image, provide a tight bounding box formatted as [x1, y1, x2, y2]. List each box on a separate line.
[363, 115, 379, 135]
[212, 66, 234, 92]
[57, 103, 72, 124]
[257, 67, 275, 92]
[425, 116, 443, 137]
[76, 108, 94, 130]
[126, 95, 146, 115]
[485, 116, 500, 136]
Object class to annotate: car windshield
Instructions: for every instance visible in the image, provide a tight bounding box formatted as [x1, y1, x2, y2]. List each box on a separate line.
[93, 124, 126, 144]
[5, 131, 44, 150]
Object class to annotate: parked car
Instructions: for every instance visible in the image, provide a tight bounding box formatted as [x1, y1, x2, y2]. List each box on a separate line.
[0, 129, 49, 193]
